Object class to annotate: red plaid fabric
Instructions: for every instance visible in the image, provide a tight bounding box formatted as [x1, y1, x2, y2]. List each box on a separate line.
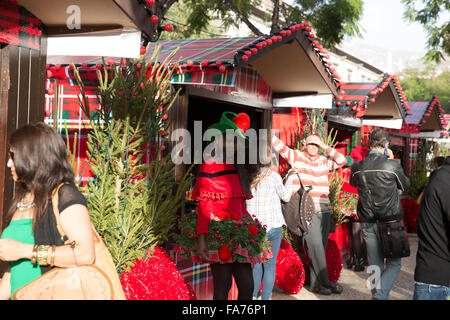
[0, 0, 41, 50]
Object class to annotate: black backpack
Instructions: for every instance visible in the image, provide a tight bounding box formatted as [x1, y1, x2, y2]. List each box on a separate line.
[281, 171, 316, 237]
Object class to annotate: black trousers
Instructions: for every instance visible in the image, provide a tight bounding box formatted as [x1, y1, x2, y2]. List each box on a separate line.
[210, 262, 253, 300]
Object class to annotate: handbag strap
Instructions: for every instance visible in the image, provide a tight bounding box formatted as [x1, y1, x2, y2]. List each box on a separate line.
[51, 182, 71, 244]
[287, 169, 312, 191]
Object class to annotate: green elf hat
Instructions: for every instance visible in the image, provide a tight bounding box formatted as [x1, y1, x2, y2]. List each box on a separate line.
[208, 111, 251, 142]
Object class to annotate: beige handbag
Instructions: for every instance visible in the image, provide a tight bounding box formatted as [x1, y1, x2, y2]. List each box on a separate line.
[13, 184, 126, 300]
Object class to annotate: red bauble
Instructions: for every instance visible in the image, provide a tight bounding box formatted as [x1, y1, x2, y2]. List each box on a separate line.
[140, 46, 147, 55]
[309, 34, 315, 39]
[120, 247, 197, 300]
[266, 39, 273, 45]
[54, 64, 61, 70]
[242, 55, 248, 62]
[219, 65, 226, 73]
[286, 30, 292, 36]
[162, 114, 168, 120]
[244, 50, 252, 56]
[81, 62, 87, 68]
[145, 0, 155, 6]
[275, 239, 305, 294]
[96, 64, 102, 70]
[219, 245, 232, 261]
[201, 59, 208, 67]
[150, 15, 159, 24]
[336, 101, 341, 106]
[280, 30, 287, 36]
[46, 70, 52, 78]
[251, 48, 257, 54]
[47, 88, 54, 95]
[370, 98, 376, 103]
[164, 23, 173, 32]
[107, 60, 114, 66]
[215, 60, 222, 66]
[187, 60, 194, 67]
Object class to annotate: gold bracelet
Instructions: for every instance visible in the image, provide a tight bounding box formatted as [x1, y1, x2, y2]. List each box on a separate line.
[37, 245, 50, 266]
[50, 245, 56, 267]
[30, 244, 38, 265]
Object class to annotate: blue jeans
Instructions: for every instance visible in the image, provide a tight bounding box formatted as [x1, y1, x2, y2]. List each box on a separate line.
[252, 227, 282, 300]
[361, 222, 401, 300]
[413, 283, 450, 300]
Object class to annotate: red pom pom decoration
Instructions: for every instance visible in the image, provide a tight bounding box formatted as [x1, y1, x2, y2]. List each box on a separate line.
[219, 65, 226, 73]
[120, 247, 197, 300]
[232, 112, 250, 132]
[146, 0, 155, 6]
[150, 15, 159, 24]
[164, 23, 173, 32]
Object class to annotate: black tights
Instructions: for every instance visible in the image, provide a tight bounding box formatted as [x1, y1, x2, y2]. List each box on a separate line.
[210, 262, 253, 300]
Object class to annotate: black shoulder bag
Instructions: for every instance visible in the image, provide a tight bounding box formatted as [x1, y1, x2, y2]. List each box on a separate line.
[359, 169, 410, 259]
[281, 170, 316, 237]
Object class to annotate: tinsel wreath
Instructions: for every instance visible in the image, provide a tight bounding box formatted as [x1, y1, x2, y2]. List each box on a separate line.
[120, 246, 197, 300]
[275, 239, 305, 294]
[302, 239, 343, 283]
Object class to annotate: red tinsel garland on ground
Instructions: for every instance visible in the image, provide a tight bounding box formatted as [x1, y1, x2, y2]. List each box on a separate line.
[119, 246, 197, 300]
[275, 239, 305, 294]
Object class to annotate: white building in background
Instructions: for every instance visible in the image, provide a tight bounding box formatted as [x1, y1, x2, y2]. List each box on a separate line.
[328, 46, 385, 83]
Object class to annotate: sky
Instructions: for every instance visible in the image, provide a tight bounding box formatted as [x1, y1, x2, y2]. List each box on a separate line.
[341, 0, 429, 55]
[337, 0, 450, 72]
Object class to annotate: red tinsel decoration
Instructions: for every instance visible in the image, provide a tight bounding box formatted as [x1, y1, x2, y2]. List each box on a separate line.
[120, 247, 197, 300]
[275, 239, 305, 294]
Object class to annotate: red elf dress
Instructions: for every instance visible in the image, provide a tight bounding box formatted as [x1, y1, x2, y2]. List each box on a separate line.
[176, 160, 272, 264]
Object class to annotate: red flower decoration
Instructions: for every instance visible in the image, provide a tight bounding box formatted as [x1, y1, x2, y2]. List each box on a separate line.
[275, 239, 305, 294]
[120, 247, 197, 300]
[219, 244, 232, 261]
[248, 225, 258, 236]
[216, 211, 231, 220]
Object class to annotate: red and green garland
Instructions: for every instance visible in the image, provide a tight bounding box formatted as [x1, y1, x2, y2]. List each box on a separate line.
[175, 210, 272, 264]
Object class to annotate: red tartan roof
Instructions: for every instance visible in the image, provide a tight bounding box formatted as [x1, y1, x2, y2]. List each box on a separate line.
[400, 96, 445, 134]
[46, 22, 341, 90]
[333, 73, 409, 119]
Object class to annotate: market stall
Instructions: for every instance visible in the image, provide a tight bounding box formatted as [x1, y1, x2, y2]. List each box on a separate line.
[45, 22, 340, 299]
[394, 96, 446, 232]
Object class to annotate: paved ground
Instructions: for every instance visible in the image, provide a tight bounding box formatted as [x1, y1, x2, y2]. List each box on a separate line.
[271, 233, 418, 300]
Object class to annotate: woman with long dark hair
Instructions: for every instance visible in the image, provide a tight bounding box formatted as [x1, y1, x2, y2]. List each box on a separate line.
[0, 122, 95, 299]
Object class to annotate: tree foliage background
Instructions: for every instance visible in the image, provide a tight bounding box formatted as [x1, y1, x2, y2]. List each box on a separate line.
[400, 66, 450, 113]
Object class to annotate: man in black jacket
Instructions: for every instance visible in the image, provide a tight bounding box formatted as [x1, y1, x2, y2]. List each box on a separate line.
[413, 156, 450, 300]
[350, 128, 410, 300]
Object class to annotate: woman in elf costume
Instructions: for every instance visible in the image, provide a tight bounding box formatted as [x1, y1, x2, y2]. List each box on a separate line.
[176, 111, 272, 300]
